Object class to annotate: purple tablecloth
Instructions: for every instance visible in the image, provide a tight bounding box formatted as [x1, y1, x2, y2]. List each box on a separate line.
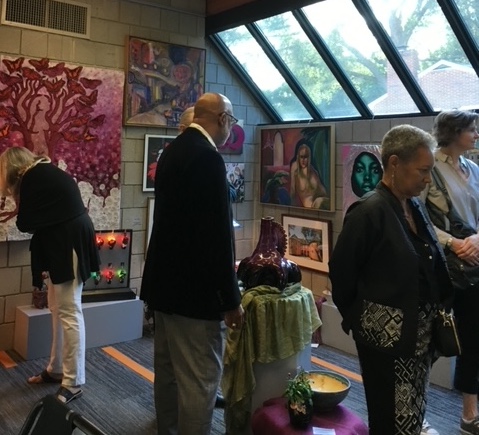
[251, 397, 369, 435]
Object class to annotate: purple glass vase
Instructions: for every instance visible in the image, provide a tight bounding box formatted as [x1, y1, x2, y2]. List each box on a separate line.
[237, 216, 301, 290]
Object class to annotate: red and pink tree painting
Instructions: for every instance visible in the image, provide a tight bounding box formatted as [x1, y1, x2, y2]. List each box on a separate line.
[0, 56, 124, 241]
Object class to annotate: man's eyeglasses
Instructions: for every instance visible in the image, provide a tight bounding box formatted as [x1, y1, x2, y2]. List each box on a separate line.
[220, 112, 238, 126]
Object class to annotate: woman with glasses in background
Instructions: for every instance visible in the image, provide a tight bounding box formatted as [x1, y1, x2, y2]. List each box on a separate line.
[422, 110, 479, 435]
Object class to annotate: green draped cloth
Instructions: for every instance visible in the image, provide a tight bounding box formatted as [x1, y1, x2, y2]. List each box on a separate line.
[222, 282, 322, 434]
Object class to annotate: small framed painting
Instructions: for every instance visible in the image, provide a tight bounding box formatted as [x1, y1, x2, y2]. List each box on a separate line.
[282, 215, 332, 273]
[218, 123, 245, 154]
[143, 134, 176, 192]
[225, 162, 245, 203]
[342, 144, 382, 215]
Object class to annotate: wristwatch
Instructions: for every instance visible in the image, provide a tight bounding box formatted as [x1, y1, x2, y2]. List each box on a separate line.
[445, 237, 453, 249]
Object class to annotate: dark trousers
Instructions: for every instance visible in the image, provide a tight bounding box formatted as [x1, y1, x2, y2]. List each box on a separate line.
[356, 342, 432, 435]
[454, 286, 479, 394]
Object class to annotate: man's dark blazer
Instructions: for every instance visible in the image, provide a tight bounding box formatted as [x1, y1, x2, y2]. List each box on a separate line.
[140, 126, 241, 320]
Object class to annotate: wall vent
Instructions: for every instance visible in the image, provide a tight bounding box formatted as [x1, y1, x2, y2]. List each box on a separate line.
[1, 0, 90, 39]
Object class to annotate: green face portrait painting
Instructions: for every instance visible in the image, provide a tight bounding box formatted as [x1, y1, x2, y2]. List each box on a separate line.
[351, 151, 383, 197]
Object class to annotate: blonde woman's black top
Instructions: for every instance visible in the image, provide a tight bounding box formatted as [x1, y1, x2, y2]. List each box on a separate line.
[16, 162, 100, 288]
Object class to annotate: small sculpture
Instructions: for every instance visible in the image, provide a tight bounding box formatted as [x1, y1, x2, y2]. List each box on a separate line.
[237, 216, 301, 290]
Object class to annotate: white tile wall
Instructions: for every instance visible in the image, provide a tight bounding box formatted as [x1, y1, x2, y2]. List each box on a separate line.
[0, 26, 21, 53]
[0, 268, 22, 296]
[21, 30, 49, 58]
[119, 2, 141, 26]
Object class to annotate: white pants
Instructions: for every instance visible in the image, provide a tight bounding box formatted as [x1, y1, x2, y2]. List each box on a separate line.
[46, 250, 85, 386]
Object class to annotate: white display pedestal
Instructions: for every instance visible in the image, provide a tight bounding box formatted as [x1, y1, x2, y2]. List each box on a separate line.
[14, 298, 144, 360]
[229, 345, 312, 435]
[251, 345, 311, 413]
[320, 300, 455, 389]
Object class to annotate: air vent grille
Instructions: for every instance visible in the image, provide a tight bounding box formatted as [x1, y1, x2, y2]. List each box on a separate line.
[2, 0, 90, 38]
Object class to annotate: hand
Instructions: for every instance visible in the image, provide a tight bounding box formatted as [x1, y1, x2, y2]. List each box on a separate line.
[224, 305, 245, 330]
[455, 234, 479, 265]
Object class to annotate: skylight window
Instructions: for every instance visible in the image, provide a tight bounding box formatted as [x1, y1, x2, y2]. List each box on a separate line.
[210, 0, 479, 122]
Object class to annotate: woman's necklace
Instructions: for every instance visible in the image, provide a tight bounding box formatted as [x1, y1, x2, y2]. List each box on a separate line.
[403, 204, 417, 234]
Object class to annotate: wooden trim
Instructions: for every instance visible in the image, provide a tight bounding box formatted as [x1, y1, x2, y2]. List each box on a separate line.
[102, 346, 154, 383]
[0, 350, 16, 369]
[311, 355, 363, 383]
[205, 0, 320, 35]
[207, 0, 255, 16]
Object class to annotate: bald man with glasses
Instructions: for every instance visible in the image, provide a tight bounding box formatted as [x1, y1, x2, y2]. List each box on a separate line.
[141, 93, 244, 435]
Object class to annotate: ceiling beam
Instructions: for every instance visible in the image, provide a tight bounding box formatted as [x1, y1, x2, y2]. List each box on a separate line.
[207, 0, 256, 16]
[205, 0, 320, 35]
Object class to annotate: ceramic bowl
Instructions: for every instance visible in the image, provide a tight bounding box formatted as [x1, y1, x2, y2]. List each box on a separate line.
[306, 369, 351, 411]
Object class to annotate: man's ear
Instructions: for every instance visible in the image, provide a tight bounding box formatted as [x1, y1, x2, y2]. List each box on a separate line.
[388, 154, 399, 170]
[218, 112, 227, 127]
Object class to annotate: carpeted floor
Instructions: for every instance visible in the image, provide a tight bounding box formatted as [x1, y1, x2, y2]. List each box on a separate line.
[0, 333, 464, 434]
[316, 345, 464, 434]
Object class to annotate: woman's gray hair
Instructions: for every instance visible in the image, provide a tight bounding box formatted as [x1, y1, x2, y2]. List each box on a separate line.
[381, 124, 436, 169]
[432, 110, 479, 147]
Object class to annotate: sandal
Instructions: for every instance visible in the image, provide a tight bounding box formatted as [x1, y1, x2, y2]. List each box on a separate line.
[56, 386, 83, 404]
[27, 369, 62, 384]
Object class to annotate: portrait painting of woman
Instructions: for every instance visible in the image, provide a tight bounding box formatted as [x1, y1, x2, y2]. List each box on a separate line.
[342, 144, 383, 214]
[351, 151, 383, 197]
[260, 124, 335, 212]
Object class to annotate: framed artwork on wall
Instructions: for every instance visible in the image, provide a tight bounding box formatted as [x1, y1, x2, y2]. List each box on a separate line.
[143, 137, 246, 201]
[0, 56, 124, 241]
[342, 144, 382, 215]
[282, 215, 332, 273]
[218, 123, 245, 154]
[143, 134, 176, 192]
[145, 197, 155, 256]
[125, 36, 206, 128]
[225, 162, 245, 203]
[259, 123, 335, 212]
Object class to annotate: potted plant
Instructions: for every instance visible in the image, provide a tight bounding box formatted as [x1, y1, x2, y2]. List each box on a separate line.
[284, 369, 314, 429]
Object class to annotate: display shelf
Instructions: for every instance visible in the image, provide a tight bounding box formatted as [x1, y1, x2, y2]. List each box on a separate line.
[14, 298, 144, 360]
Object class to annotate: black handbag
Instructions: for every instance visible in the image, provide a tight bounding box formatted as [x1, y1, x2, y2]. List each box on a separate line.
[426, 168, 479, 290]
[445, 250, 479, 290]
[433, 309, 461, 357]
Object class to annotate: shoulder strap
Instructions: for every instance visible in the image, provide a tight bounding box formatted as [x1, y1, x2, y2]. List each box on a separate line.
[429, 167, 452, 232]
[431, 167, 452, 210]
[430, 166, 476, 237]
